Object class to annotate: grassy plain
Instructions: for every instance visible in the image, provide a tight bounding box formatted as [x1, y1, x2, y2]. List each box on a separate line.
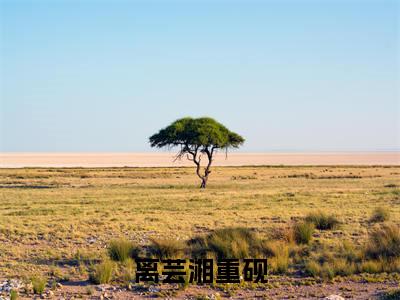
[0, 166, 399, 297]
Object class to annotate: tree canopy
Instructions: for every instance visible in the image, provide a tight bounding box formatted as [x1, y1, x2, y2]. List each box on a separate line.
[149, 117, 244, 150]
[149, 117, 245, 188]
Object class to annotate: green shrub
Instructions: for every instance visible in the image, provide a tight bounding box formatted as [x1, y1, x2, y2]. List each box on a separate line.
[89, 260, 114, 284]
[305, 211, 339, 230]
[370, 207, 390, 223]
[365, 224, 400, 260]
[293, 221, 314, 244]
[31, 276, 46, 294]
[149, 238, 185, 259]
[108, 239, 138, 262]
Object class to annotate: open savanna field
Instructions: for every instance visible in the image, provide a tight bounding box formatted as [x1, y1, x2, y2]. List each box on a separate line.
[1, 165, 400, 299]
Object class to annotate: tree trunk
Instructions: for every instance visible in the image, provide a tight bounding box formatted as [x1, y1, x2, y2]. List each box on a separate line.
[188, 145, 214, 189]
[200, 176, 208, 189]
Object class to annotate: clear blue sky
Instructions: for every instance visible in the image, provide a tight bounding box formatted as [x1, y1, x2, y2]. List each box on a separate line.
[1, 0, 399, 152]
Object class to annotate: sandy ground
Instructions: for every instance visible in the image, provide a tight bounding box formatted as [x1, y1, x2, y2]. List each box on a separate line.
[0, 152, 399, 168]
[3, 279, 400, 299]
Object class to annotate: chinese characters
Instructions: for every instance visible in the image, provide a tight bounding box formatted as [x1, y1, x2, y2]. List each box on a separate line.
[135, 258, 267, 284]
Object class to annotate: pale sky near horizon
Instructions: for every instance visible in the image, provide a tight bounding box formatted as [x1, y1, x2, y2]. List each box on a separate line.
[1, 0, 399, 152]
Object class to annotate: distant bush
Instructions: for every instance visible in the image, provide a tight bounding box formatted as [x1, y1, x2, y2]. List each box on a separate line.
[384, 183, 397, 188]
[89, 260, 114, 284]
[293, 221, 314, 244]
[305, 211, 339, 230]
[108, 239, 138, 262]
[31, 276, 46, 294]
[370, 207, 390, 223]
[149, 238, 185, 259]
[365, 224, 400, 260]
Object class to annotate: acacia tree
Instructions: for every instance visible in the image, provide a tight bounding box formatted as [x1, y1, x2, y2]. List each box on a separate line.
[149, 117, 245, 188]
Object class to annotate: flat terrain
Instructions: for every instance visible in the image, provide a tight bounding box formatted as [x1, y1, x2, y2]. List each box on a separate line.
[0, 166, 399, 299]
[1, 152, 399, 167]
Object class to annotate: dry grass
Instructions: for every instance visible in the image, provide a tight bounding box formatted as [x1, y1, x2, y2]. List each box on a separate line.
[305, 211, 340, 230]
[370, 207, 391, 223]
[108, 239, 138, 262]
[365, 224, 400, 260]
[148, 238, 186, 259]
[0, 166, 399, 280]
[89, 260, 114, 284]
[293, 221, 314, 244]
[31, 276, 47, 294]
[191, 227, 263, 259]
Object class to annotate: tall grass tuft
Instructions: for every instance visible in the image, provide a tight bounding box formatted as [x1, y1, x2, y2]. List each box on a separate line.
[89, 260, 114, 284]
[365, 224, 400, 260]
[338, 240, 360, 263]
[370, 207, 390, 223]
[269, 243, 289, 274]
[31, 276, 46, 294]
[120, 259, 135, 286]
[149, 238, 185, 259]
[191, 227, 264, 259]
[305, 211, 339, 230]
[293, 221, 314, 244]
[359, 260, 382, 274]
[108, 239, 138, 262]
[305, 260, 321, 277]
[10, 289, 18, 300]
[331, 258, 356, 276]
